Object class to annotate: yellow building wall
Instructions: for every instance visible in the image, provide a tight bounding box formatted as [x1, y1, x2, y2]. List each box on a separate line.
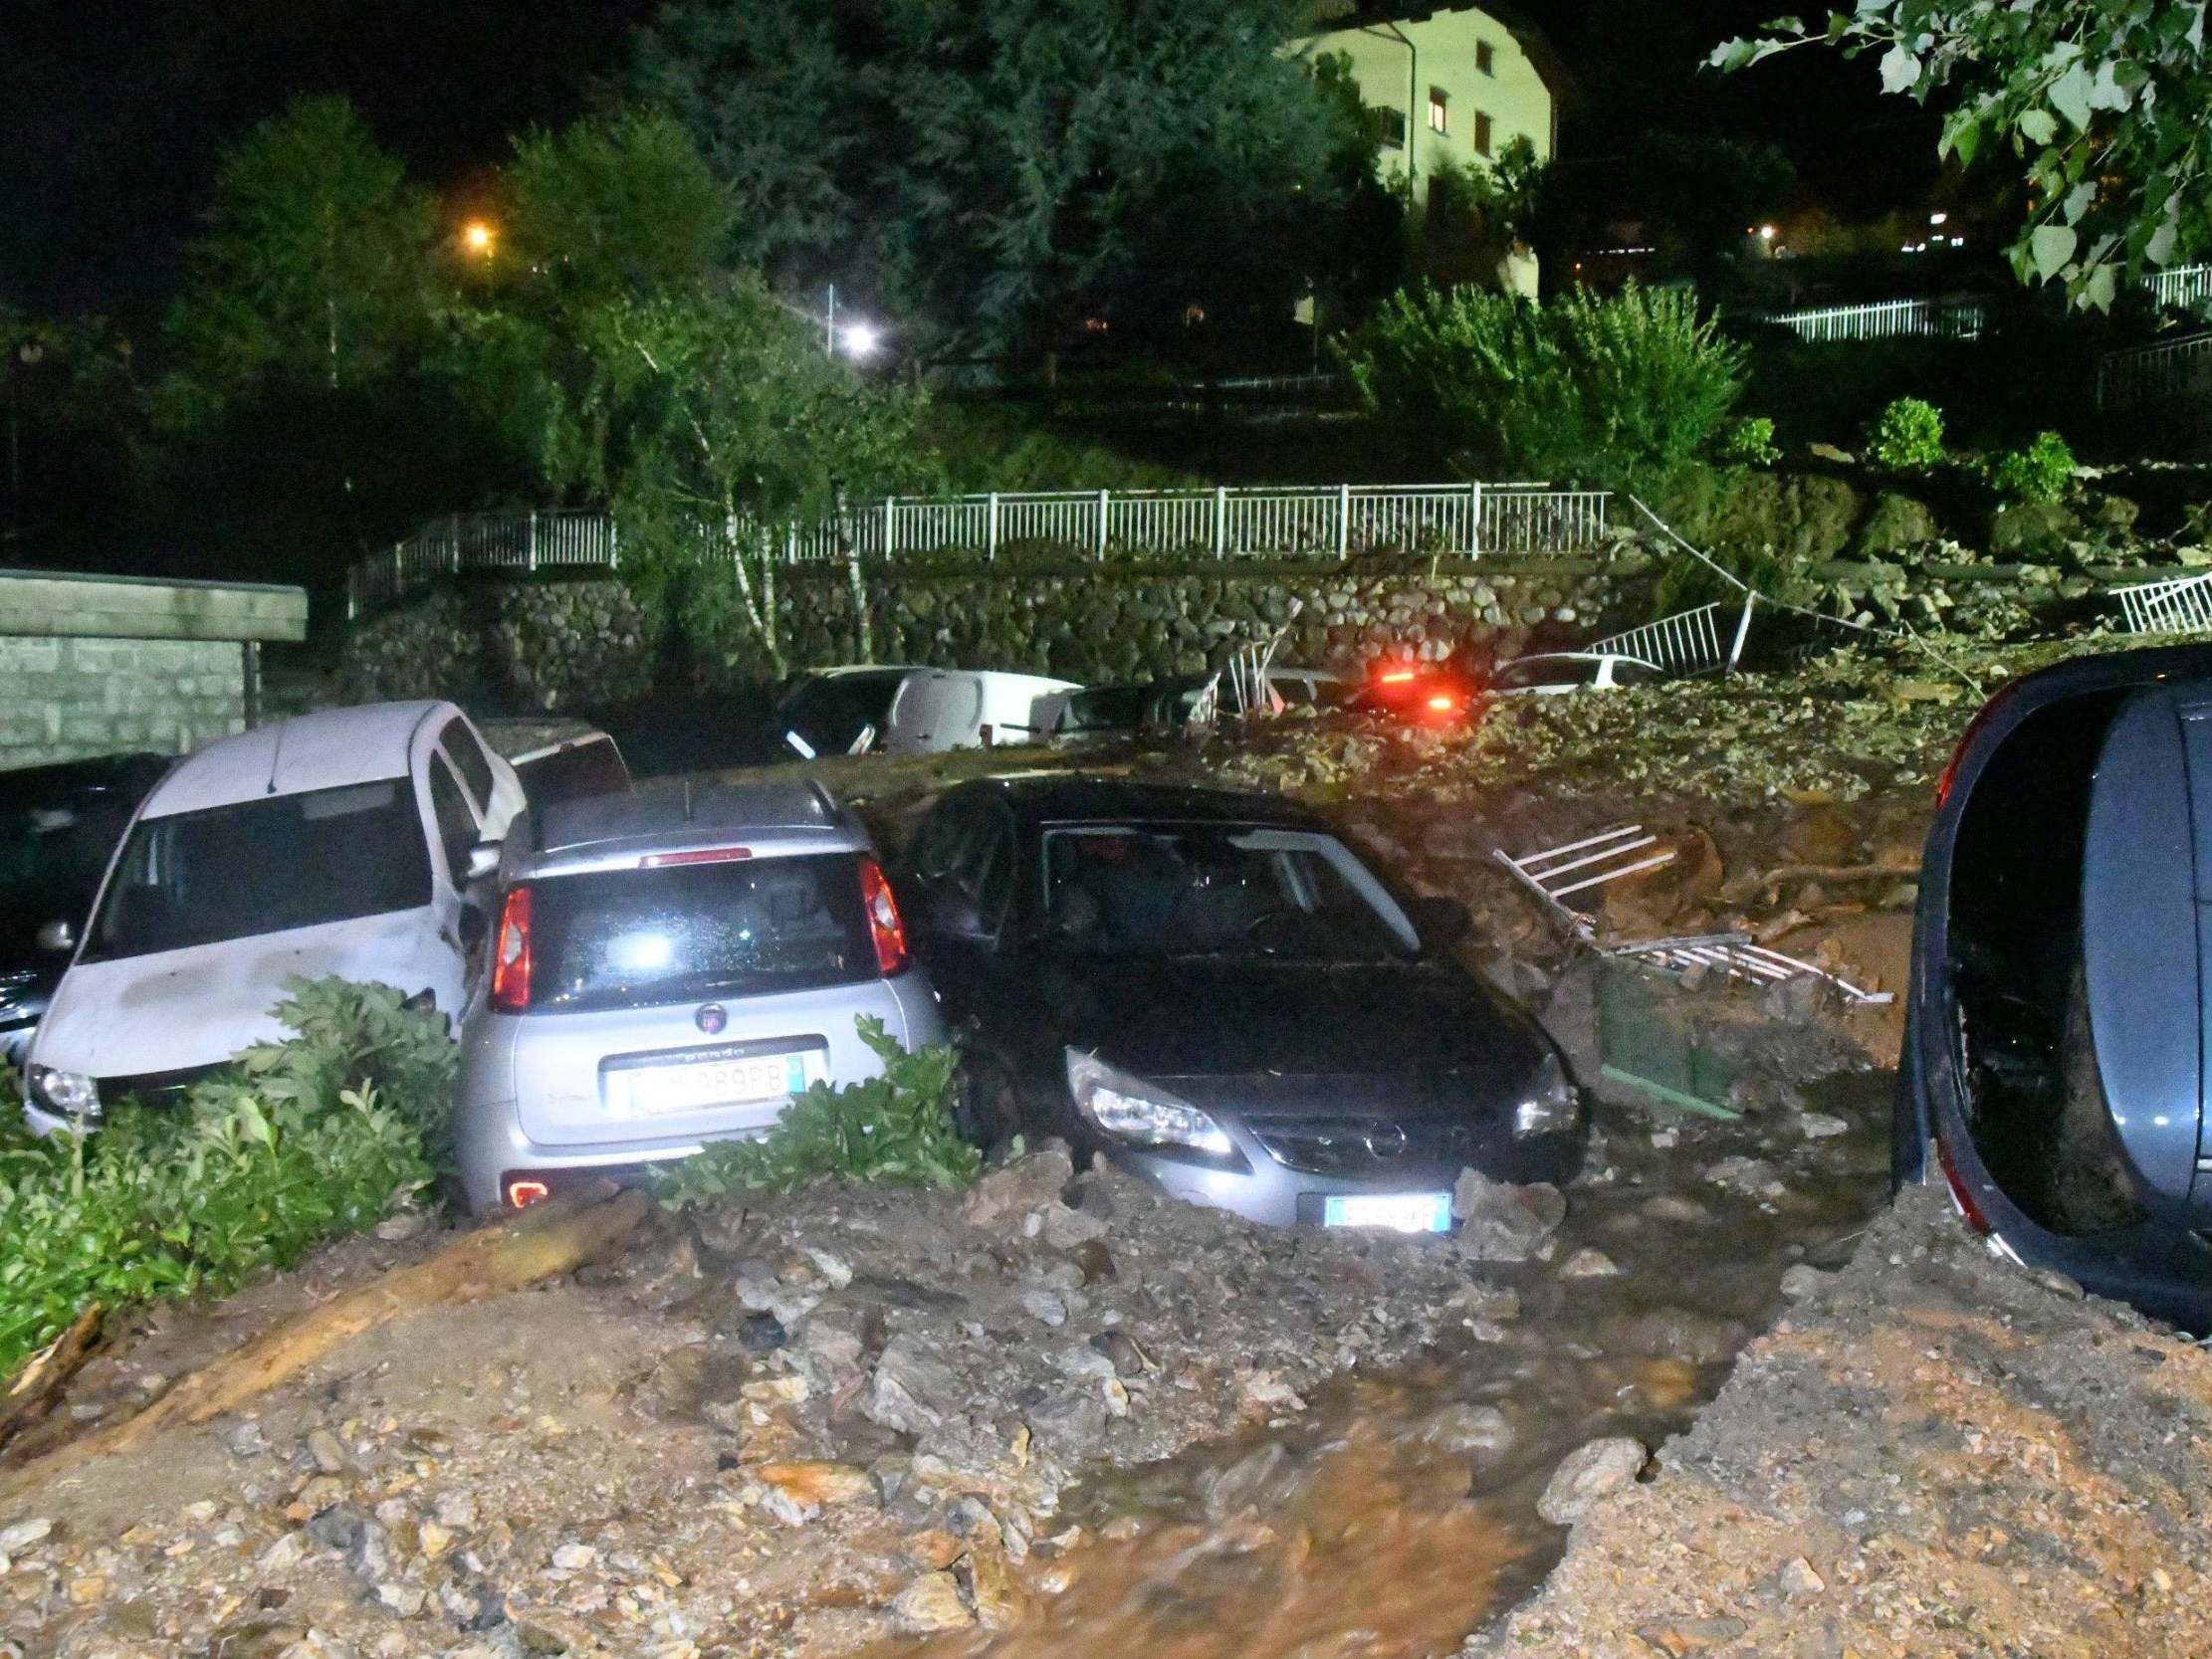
[1302, 6, 1554, 199]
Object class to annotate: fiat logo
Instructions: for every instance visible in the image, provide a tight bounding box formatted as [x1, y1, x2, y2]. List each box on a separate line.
[696, 1004, 728, 1035]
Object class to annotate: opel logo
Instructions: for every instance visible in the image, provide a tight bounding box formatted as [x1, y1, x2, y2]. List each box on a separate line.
[1361, 1122, 1408, 1160]
[696, 1004, 728, 1035]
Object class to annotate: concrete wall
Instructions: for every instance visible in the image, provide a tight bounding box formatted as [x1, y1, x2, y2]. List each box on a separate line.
[0, 569, 310, 768]
[0, 637, 253, 767]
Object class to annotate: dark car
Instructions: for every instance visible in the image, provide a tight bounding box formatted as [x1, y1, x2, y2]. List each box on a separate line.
[0, 752, 172, 1063]
[1897, 643, 2212, 1332]
[898, 777, 1584, 1231]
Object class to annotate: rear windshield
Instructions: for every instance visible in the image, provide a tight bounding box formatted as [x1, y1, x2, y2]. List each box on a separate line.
[525, 853, 874, 1012]
[516, 739, 630, 807]
[86, 779, 431, 961]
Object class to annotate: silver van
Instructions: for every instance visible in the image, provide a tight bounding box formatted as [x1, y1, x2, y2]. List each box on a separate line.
[454, 780, 946, 1211]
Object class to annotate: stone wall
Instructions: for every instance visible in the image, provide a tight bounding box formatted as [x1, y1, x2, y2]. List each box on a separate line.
[339, 557, 1646, 711]
[0, 636, 251, 767]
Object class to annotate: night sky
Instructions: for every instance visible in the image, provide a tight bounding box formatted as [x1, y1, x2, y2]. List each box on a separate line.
[3, 0, 1938, 326]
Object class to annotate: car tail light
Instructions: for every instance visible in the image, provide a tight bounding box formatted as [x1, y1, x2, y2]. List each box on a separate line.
[1935, 690, 2011, 806]
[1933, 1136, 1991, 1235]
[857, 857, 909, 975]
[504, 1175, 552, 1209]
[641, 847, 754, 868]
[1376, 665, 1418, 685]
[1426, 692, 1459, 715]
[491, 884, 534, 1012]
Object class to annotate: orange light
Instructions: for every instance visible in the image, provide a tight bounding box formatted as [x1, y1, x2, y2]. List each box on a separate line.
[1377, 667, 1418, 685]
[1426, 694, 1458, 713]
[505, 1176, 552, 1209]
[858, 856, 910, 975]
[460, 219, 496, 256]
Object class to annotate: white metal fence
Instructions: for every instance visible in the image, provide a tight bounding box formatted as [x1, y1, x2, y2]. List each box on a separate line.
[1591, 601, 1730, 676]
[2143, 263, 2212, 311]
[345, 484, 1615, 617]
[2096, 329, 2212, 410]
[1757, 298, 1989, 343]
[2114, 569, 2212, 635]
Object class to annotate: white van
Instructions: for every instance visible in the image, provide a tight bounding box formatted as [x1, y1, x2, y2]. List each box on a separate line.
[881, 669, 1080, 755]
[21, 702, 522, 1131]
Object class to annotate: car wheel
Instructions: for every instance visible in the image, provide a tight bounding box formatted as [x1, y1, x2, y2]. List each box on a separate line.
[955, 1058, 1022, 1151]
[2050, 948, 2144, 1232]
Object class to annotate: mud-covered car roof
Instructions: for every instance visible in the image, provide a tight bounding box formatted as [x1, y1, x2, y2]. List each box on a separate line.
[946, 774, 1325, 831]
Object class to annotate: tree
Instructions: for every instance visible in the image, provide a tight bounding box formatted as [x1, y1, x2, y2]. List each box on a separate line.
[1711, 3, 2212, 309]
[547, 277, 926, 676]
[633, 0, 1360, 363]
[160, 95, 439, 414]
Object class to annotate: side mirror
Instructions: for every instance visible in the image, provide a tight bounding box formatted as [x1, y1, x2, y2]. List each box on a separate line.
[465, 841, 503, 883]
[35, 919, 77, 954]
[1408, 895, 1472, 952]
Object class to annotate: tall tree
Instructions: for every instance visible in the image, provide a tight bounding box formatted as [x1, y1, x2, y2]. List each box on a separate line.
[633, 0, 1360, 362]
[160, 96, 440, 418]
[1712, 2, 2212, 308]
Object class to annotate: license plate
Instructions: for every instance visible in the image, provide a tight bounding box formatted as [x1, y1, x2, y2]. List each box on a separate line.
[1323, 1192, 1453, 1234]
[603, 1051, 818, 1121]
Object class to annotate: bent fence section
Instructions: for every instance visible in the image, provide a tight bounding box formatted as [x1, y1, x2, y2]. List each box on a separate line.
[345, 485, 1616, 618]
[2114, 569, 2212, 635]
[2096, 330, 2212, 411]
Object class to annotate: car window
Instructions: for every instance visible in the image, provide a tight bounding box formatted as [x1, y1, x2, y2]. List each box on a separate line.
[1496, 658, 1590, 690]
[1612, 661, 1662, 688]
[0, 778, 150, 935]
[428, 758, 479, 884]
[515, 738, 630, 806]
[948, 809, 1015, 933]
[1040, 824, 1417, 961]
[776, 673, 906, 756]
[85, 780, 432, 961]
[911, 800, 980, 882]
[524, 854, 874, 1012]
[440, 718, 498, 809]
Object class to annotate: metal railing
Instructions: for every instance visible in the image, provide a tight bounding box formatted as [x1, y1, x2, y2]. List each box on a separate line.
[345, 484, 1616, 617]
[2113, 569, 2212, 635]
[2143, 262, 2212, 311]
[2096, 329, 2212, 410]
[1591, 601, 1729, 676]
[1757, 298, 1988, 343]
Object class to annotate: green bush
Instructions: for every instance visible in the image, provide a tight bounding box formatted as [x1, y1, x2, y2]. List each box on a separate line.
[1714, 414, 1780, 466]
[653, 1018, 978, 1205]
[1864, 397, 1946, 471]
[0, 979, 449, 1375]
[1980, 430, 2077, 506]
[1341, 281, 1747, 495]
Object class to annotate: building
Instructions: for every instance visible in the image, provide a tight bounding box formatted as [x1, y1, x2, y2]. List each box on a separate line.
[0, 569, 308, 766]
[1299, 2, 1564, 200]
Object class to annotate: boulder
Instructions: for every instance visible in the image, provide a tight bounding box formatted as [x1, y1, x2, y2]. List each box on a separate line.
[889, 1570, 974, 1634]
[1451, 1169, 1567, 1263]
[963, 1143, 1076, 1232]
[1536, 1436, 1649, 1525]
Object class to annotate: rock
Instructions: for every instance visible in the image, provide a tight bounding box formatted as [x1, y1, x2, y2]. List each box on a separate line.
[1536, 1436, 1648, 1525]
[1779, 1555, 1827, 1599]
[1452, 1169, 1567, 1262]
[755, 1461, 877, 1513]
[864, 1337, 965, 1435]
[1090, 1330, 1149, 1375]
[734, 1312, 788, 1353]
[306, 1428, 350, 1474]
[0, 1518, 52, 1554]
[1636, 1615, 1749, 1652]
[1034, 1201, 1109, 1250]
[1018, 1288, 1069, 1327]
[1027, 1390, 1110, 1456]
[433, 1492, 478, 1531]
[1239, 1370, 1307, 1413]
[889, 1570, 974, 1634]
[308, 1506, 390, 1579]
[1762, 973, 1828, 1024]
[1558, 1247, 1623, 1280]
[1052, 1345, 1118, 1383]
[550, 1542, 596, 1571]
[258, 1531, 308, 1572]
[1779, 1263, 1832, 1301]
[374, 1210, 429, 1242]
[1798, 1112, 1851, 1140]
[1420, 1403, 1514, 1459]
[417, 1521, 455, 1560]
[963, 1144, 1075, 1231]
[1703, 1156, 1786, 1200]
[1991, 500, 2083, 559]
[374, 1580, 427, 1617]
[1204, 1442, 1290, 1520]
[220, 1417, 269, 1459]
[1856, 490, 1937, 556]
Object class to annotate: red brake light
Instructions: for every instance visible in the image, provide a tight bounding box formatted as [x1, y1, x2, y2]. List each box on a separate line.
[1935, 691, 2009, 806]
[1426, 693, 1458, 713]
[641, 847, 754, 868]
[1933, 1137, 1991, 1235]
[504, 1175, 552, 1209]
[491, 884, 534, 1012]
[857, 857, 909, 975]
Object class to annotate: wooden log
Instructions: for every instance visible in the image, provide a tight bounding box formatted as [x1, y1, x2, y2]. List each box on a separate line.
[0, 1304, 104, 1451]
[3, 1186, 651, 1496]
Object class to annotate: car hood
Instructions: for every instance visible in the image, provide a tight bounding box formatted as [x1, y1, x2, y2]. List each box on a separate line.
[31, 912, 448, 1080]
[1045, 953, 1545, 1089]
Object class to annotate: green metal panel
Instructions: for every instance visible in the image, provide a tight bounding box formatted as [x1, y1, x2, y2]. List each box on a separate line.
[1595, 959, 1743, 1120]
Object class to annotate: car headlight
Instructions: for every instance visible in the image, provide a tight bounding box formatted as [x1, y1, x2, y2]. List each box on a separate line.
[1512, 1051, 1578, 1139]
[29, 1065, 100, 1123]
[1064, 1049, 1234, 1157]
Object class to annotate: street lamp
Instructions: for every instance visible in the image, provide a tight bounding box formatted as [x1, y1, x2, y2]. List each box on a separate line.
[837, 321, 883, 361]
[460, 219, 497, 258]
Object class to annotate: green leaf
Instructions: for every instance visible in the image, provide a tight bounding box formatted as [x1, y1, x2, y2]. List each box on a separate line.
[2017, 108, 2058, 145]
[2029, 224, 2077, 281]
[2048, 62, 2095, 130]
[1878, 44, 1922, 95]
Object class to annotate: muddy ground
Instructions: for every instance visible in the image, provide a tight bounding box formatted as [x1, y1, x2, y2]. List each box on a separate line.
[9, 649, 2208, 1659]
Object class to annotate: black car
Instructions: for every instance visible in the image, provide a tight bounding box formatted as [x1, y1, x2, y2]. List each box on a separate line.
[1897, 643, 2212, 1331]
[0, 752, 172, 1063]
[897, 777, 1584, 1231]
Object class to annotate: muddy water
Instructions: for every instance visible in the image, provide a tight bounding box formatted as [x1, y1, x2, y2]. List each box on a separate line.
[876, 1071, 1895, 1659]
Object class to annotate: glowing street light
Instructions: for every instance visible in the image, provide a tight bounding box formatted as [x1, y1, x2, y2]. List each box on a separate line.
[1759, 224, 1777, 241]
[837, 320, 883, 360]
[460, 219, 497, 258]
